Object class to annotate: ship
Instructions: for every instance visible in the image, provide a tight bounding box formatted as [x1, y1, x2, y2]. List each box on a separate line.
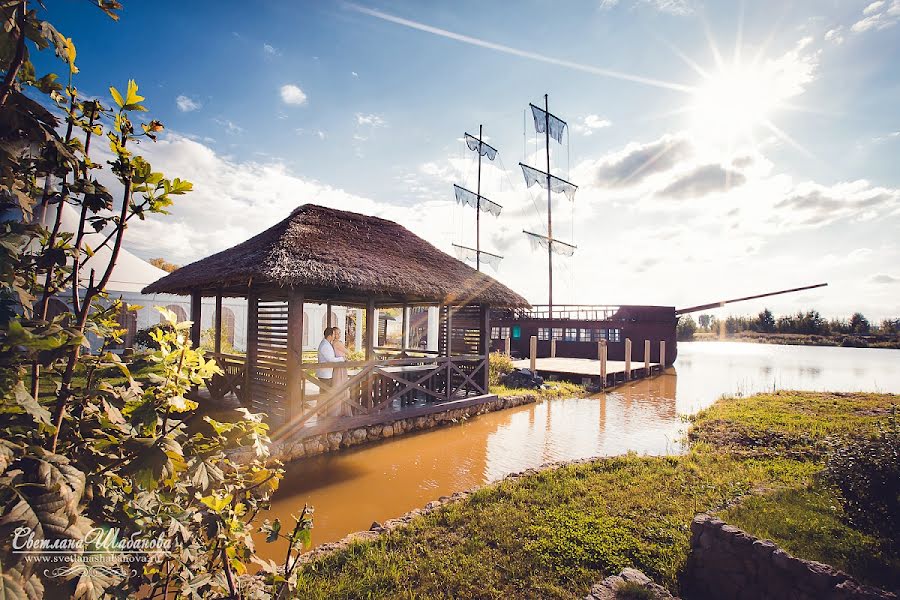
[451, 95, 827, 366]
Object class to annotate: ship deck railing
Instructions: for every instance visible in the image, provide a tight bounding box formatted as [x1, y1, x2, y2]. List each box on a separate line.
[507, 305, 622, 321]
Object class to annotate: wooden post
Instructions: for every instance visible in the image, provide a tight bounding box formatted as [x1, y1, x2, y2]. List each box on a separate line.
[550, 338, 557, 358]
[401, 305, 409, 350]
[624, 338, 632, 381]
[504, 336, 511, 356]
[529, 335, 537, 373]
[326, 301, 333, 328]
[214, 292, 222, 356]
[286, 291, 304, 420]
[445, 305, 453, 400]
[479, 304, 490, 393]
[364, 298, 375, 361]
[245, 291, 258, 405]
[190, 291, 202, 350]
[600, 340, 608, 386]
[660, 340, 666, 371]
[644, 339, 650, 376]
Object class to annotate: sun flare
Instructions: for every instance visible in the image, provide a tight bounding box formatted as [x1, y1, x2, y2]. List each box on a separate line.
[690, 64, 780, 144]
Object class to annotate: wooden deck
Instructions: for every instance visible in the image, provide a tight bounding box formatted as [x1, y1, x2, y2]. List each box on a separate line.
[512, 357, 663, 388]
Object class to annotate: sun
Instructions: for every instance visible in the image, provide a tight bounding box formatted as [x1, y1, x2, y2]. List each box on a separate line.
[689, 63, 780, 145]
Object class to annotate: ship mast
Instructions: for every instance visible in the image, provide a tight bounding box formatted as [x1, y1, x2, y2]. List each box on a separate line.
[521, 94, 577, 314]
[452, 126, 503, 271]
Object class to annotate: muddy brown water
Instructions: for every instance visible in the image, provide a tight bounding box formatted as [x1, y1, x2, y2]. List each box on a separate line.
[257, 342, 900, 560]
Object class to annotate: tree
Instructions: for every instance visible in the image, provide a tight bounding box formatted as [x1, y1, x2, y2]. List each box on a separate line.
[677, 315, 697, 341]
[755, 308, 775, 333]
[698, 314, 712, 331]
[849, 312, 870, 335]
[0, 3, 309, 597]
[148, 256, 179, 272]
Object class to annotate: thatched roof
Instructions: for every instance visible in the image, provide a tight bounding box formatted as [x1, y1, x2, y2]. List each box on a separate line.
[142, 204, 529, 307]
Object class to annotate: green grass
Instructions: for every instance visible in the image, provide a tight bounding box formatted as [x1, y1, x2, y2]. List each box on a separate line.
[491, 380, 587, 401]
[288, 390, 899, 599]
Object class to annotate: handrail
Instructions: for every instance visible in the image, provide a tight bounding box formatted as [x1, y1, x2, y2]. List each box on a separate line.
[298, 354, 485, 370]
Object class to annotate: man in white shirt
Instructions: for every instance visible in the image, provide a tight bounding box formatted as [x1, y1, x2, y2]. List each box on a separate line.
[316, 327, 344, 391]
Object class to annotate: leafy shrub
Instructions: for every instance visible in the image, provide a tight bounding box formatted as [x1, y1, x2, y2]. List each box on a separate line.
[133, 322, 175, 349]
[822, 414, 900, 544]
[489, 350, 515, 387]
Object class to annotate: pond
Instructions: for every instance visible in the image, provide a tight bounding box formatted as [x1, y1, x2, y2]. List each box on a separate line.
[259, 342, 900, 557]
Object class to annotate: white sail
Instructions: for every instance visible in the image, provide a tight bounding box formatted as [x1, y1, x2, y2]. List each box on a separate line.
[530, 103, 567, 144]
[519, 163, 577, 201]
[464, 133, 498, 160]
[453, 185, 502, 217]
[523, 231, 576, 257]
[452, 243, 503, 269]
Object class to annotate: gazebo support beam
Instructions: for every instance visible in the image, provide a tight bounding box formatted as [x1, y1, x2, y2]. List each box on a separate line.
[364, 297, 375, 361]
[287, 290, 305, 421]
[245, 291, 258, 407]
[479, 304, 491, 393]
[190, 291, 202, 350]
[214, 292, 222, 355]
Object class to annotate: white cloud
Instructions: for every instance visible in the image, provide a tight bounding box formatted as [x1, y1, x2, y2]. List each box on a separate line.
[213, 118, 243, 135]
[351, 71, 359, 78]
[573, 114, 612, 136]
[599, 0, 693, 14]
[824, 27, 844, 44]
[871, 273, 899, 284]
[355, 113, 386, 127]
[852, 0, 900, 32]
[176, 95, 201, 112]
[263, 43, 279, 55]
[280, 84, 308, 106]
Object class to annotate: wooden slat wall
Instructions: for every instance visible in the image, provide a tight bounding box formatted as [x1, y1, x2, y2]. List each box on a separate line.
[250, 298, 289, 424]
[439, 305, 483, 356]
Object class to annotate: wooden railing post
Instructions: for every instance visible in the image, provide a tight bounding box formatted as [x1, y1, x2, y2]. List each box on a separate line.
[600, 340, 607, 387]
[624, 338, 632, 381]
[190, 291, 202, 350]
[529, 335, 537, 373]
[660, 340, 666, 370]
[644, 339, 650, 376]
[479, 304, 490, 394]
[550, 338, 556, 358]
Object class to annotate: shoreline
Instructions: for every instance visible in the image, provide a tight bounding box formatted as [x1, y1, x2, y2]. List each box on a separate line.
[686, 332, 900, 349]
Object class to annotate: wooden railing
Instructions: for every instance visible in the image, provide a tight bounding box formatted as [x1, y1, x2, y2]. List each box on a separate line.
[206, 352, 247, 403]
[291, 354, 487, 428]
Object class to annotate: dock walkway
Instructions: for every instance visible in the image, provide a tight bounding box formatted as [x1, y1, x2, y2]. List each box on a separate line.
[512, 357, 662, 388]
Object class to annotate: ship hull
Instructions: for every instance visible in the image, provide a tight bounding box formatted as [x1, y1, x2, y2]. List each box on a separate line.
[491, 305, 678, 365]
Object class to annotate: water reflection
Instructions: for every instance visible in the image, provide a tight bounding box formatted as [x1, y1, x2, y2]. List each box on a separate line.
[258, 342, 900, 558]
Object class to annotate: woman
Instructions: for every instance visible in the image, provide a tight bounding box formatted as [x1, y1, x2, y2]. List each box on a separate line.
[329, 328, 353, 416]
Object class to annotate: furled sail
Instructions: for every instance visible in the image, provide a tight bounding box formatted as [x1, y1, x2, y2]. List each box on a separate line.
[452, 243, 503, 269]
[530, 103, 567, 144]
[523, 231, 576, 257]
[464, 133, 498, 160]
[519, 163, 577, 201]
[453, 185, 502, 217]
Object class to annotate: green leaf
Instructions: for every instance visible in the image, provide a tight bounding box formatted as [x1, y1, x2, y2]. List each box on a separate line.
[200, 493, 233, 513]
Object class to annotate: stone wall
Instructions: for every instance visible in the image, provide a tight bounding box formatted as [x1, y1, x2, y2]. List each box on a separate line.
[683, 514, 897, 600]
[233, 394, 536, 464]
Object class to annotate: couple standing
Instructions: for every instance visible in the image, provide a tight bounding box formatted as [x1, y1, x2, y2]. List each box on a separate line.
[316, 327, 350, 415]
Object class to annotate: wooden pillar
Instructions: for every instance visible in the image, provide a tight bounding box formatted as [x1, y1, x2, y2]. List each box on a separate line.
[286, 291, 304, 420]
[445, 305, 453, 400]
[364, 297, 375, 361]
[660, 340, 666, 370]
[401, 305, 409, 349]
[190, 291, 202, 349]
[504, 337, 511, 356]
[214, 292, 223, 355]
[624, 338, 632, 381]
[529, 335, 537, 373]
[326, 301, 333, 328]
[550, 338, 557, 358]
[245, 291, 258, 404]
[599, 340, 608, 386]
[644, 339, 650, 376]
[479, 304, 490, 393]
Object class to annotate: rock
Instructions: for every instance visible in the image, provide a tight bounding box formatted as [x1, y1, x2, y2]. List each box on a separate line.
[586, 568, 678, 599]
[382, 424, 394, 437]
[351, 428, 367, 443]
[326, 432, 342, 450]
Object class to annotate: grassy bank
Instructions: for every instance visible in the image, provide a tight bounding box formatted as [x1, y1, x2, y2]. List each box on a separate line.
[293, 391, 899, 598]
[692, 330, 900, 349]
[492, 380, 587, 401]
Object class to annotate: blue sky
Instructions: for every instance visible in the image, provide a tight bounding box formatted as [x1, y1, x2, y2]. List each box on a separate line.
[40, 0, 900, 319]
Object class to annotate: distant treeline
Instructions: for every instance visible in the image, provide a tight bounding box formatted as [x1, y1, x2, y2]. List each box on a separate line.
[677, 309, 900, 342]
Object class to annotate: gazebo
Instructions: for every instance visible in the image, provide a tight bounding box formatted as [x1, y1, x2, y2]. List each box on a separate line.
[143, 204, 529, 433]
